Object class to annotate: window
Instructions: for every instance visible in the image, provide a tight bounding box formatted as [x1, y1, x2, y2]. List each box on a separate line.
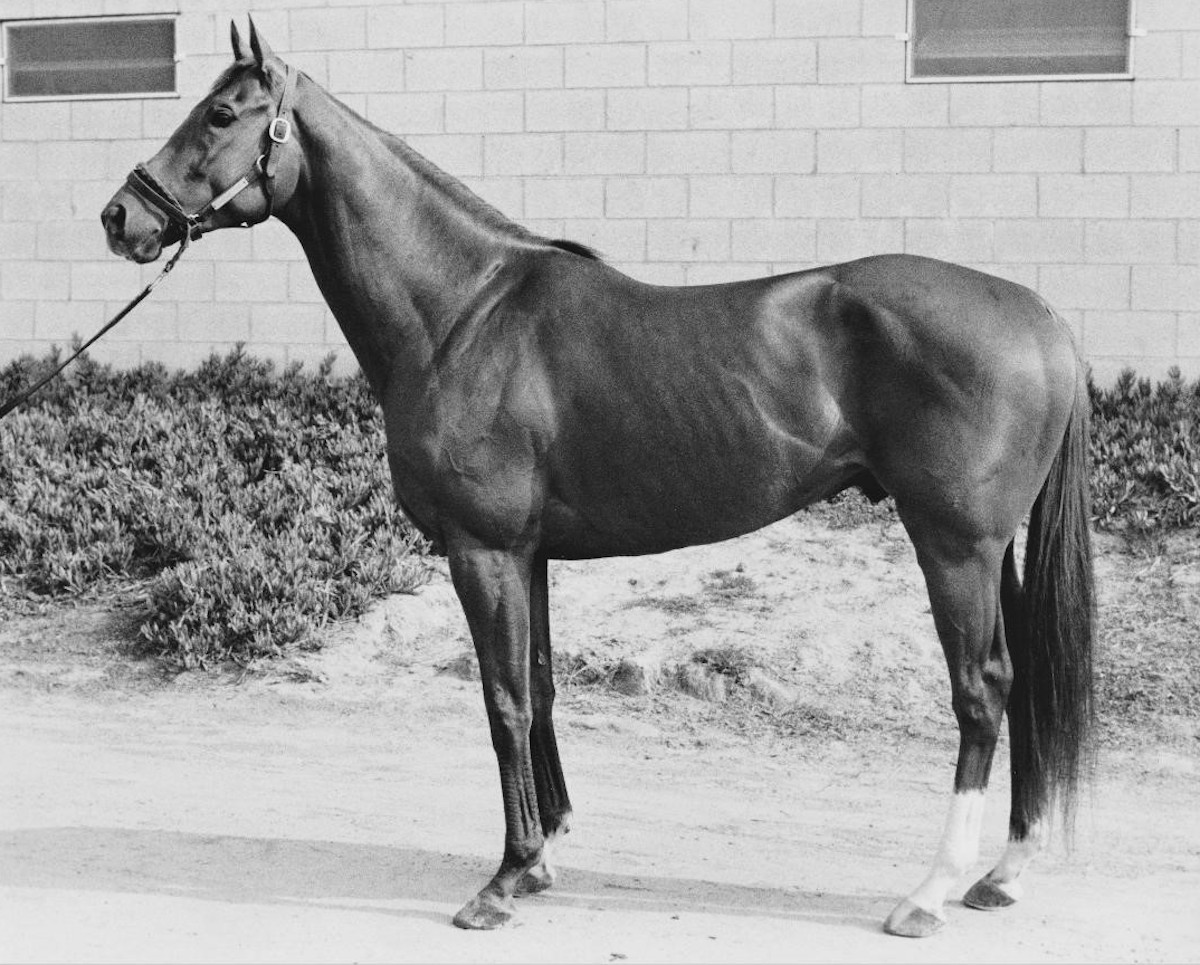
[2, 15, 177, 102]
[907, 0, 1135, 82]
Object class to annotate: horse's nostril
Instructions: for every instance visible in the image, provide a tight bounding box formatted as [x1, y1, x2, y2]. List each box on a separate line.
[102, 203, 126, 236]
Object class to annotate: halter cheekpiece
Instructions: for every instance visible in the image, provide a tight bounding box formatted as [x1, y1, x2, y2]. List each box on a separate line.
[124, 63, 298, 245]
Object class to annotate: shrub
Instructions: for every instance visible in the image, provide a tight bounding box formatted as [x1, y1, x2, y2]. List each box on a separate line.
[0, 346, 431, 668]
[1089, 367, 1200, 532]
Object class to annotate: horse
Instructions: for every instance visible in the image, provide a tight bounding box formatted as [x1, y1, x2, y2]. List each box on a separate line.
[101, 20, 1095, 938]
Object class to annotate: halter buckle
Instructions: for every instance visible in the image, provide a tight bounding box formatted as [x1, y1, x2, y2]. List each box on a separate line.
[269, 117, 291, 144]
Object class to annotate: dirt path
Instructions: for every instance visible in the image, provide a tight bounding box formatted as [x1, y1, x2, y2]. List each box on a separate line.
[2, 515, 1198, 963]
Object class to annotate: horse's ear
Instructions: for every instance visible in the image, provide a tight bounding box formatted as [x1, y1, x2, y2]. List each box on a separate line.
[230, 20, 253, 63]
[247, 16, 275, 69]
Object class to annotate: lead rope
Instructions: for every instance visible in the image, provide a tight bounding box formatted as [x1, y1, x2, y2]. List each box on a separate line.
[0, 236, 191, 421]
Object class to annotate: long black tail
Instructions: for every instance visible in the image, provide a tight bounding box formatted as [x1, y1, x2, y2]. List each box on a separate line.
[1004, 371, 1095, 839]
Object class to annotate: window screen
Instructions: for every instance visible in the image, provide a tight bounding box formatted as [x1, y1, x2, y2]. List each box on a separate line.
[3, 16, 176, 101]
[909, 0, 1132, 81]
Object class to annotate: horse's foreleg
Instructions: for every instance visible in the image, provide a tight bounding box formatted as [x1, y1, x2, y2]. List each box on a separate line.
[447, 540, 543, 930]
[515, 553, 573, 897]
[885, 534, 1011, 938]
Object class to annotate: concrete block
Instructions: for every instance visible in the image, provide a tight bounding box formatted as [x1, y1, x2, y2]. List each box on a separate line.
[2, 101, 71, 142]
[525, 177, 604, 219]
[405, 48, 484, 91]
[606, 0, 688, 41]
[446, 92, 524, 133]
[860, 174, 948, 218]
[689, 175, 772, 218]
[689, 0, 773, 39]
[649, 43, 732, 87]
[949, 175, 1037, 217]
[775, 174, 860, 218]
[33, 299, 102, 341]
[733, 40, 817, 85]
[1085, 311, 1177, 359]
[445, 2, 523, 47]
[33, 142, 108, 182]
[0, 144, 38, 181]
[646, 219, 730, 261]
[176, 302, 251, 342]
[1039, 265, 1130, 310]
[559, 217, 646, 259]
[903, 219, 994, 263]
[1132, 80, 1200, 125]
[994, 128, 1083, 173]
[861, 84, 949, 128]
[817, 129, 902, 173]
[484, 133, 562, 176]
[366, 93, 445, 135]
[817, 38, 905, 84]
[564, 132, 645, 175]
[647, 131, 731, 173]
[1085, 128, 1176, 173]
[409, 133, 485, 176]
[904, 128, 991, 173]
[862, 0, 908, 37]
[1040, 83, 1132, 126]
[368, 4, 444, 48]
[526, 89, 606, 132]
[460, 177, 524, 218]
[1132, 265, 1200, 310]
[605, 177, 688, 218]
[289, 7, 366, 51]
[732, 131, 815, 174]
[949, 84, 1039, 127]
[216, 263, 287, 303]
[287, 263, 326, 304]
[1086, 220, 1177, 264]
[1131, 174, 1200, 218]
[690, 87, 774, 129]
[816, 218, 904, 262]
[485, 47, 564, 89]
[565, 44, 647, 87]
[329, 50, 409, 94]
[731, 219, 817, 262]
[993, 220, 1085, 263]
[251, 303, 328, 344]
[608, 88, 689, 130]
[776, 85, 860, 129]
[1040, 174, 1130, 218]
[70, 101, 144, 141]
[526, 1, 605, 45]
[1, 222, 37, 260]
[777, 0, 862, 38]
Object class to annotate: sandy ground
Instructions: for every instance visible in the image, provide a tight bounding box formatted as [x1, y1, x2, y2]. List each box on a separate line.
[2, 513, 1198, 963]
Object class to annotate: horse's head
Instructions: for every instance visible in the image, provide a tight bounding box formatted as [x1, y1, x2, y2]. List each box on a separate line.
[101, 19, 299, 263]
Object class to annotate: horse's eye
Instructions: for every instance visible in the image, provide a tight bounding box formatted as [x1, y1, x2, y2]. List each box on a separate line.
[210, 109, 236, 129]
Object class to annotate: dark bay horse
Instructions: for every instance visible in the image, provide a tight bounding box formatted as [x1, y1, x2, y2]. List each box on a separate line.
[101, 22, 1094, 938]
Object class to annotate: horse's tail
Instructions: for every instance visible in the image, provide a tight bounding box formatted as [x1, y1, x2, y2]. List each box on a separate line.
[1004, 365, 1095, 839]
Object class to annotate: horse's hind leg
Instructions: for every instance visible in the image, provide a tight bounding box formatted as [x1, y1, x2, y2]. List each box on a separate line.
[515, 553, 573, 897]
[964, 543, 1045, 910]
[884, 523, 1013, 938]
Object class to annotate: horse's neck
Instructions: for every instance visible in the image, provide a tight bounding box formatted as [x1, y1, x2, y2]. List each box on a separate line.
[278, 83, 526, 393]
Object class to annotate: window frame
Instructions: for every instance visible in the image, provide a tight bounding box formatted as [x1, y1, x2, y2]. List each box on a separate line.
[1, 13, 180, 104]
[904, 0, 1140, 84]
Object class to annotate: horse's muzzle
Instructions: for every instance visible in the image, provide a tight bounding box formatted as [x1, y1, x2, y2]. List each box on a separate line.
[101, 190, 171, 264]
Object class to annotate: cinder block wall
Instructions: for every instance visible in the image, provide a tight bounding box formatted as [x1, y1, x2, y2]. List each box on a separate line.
[1, 0, 1198, 382]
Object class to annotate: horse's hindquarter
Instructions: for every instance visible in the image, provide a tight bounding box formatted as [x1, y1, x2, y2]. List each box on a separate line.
[828, 255, 1081, 535]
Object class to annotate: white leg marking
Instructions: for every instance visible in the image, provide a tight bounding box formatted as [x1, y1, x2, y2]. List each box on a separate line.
[907, 790, 987, 914]
[984, 819, 1046, 901]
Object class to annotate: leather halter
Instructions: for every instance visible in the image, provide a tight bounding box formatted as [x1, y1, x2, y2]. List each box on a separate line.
[124, 63, 298, 245]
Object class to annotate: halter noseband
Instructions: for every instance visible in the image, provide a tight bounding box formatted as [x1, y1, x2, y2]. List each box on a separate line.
[124, 63, 298, 245]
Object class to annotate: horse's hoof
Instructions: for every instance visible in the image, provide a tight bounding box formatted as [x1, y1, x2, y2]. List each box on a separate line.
[452, 891, 516, 930]
[963, 874, 1019, 910]
[514, 860, 556, 897]
[883, 899, 946, 938]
